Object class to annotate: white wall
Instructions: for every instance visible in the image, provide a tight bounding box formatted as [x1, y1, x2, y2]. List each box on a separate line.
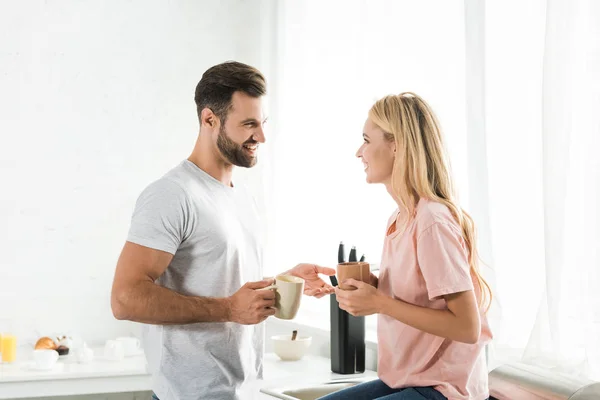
[0, 0, 275, 348]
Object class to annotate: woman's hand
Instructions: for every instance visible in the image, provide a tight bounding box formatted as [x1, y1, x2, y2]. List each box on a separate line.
[287, 263, 336, 298]
[335, 279, 386, 316]
[369, 272, 379, 288]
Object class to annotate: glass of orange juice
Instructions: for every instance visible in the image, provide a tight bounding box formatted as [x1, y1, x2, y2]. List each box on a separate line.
[1, 334, 17, 363]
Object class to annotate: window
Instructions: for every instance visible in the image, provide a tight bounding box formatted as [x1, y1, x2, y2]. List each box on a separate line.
[262, 0, 469, 331]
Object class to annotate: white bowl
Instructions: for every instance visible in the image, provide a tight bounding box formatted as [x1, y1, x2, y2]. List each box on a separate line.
[272, 334, 312, 361]
[32, 349, 59, 370]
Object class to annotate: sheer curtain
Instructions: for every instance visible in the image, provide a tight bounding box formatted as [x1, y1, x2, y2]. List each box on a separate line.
[525, 0, 600, 377]
[476, 0, 600, 378]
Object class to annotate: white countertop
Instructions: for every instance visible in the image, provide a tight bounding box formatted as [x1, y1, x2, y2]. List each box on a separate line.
[0, 348, 376, 399]
[0, 349, 147, 383]
[262, 353, 376, 384]
[259, 353, 377, 399]
[0, 347, 150, 399]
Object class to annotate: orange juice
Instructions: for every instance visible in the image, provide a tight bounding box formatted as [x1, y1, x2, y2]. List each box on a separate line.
[1, 334, 16, 363]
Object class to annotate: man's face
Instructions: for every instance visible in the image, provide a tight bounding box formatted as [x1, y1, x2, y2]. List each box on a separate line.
[216, 91, 267, 168]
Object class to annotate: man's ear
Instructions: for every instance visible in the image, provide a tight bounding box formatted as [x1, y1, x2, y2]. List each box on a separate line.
[200, 107, 217, 129]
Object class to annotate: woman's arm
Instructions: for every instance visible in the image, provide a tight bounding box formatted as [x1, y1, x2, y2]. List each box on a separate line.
[335, 279, 480, 344]
[378, 289, 480, 344]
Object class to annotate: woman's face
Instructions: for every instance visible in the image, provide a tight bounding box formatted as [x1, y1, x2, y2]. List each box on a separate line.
[355, 118, 396, 185]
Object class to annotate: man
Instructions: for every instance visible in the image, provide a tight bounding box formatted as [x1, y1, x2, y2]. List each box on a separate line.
[111, 61, 334, 399]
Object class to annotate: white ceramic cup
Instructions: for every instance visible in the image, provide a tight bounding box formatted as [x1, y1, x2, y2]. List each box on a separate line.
[116, 337, 140, 357]
[259, 275, 305, 320]
[33, 349, 59, 370]
[75, 344, 94, 364]
[104, 340, 125, 361]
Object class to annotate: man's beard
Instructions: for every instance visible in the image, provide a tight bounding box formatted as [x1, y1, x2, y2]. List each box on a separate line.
[216, 126, 258, 168]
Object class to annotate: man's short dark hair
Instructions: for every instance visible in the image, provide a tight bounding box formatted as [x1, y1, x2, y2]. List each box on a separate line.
[194, 61, 266, 124]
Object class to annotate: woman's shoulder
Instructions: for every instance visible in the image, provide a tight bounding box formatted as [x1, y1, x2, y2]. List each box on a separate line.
[413, 198, 459, 234]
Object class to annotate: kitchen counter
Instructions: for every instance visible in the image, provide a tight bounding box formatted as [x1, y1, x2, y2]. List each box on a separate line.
[0, 347, 150, 399]
[0, 349, 376, 399]
[259, 353, 377, 398]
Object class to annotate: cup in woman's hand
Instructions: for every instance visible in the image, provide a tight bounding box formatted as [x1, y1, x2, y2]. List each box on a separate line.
[337, 262, 370, 290]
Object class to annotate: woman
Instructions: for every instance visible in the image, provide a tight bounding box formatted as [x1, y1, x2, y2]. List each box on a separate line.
[321, 93, 493, 400]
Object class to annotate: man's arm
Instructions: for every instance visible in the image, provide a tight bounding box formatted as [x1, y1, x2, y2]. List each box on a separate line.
[111, 241, 276, 325]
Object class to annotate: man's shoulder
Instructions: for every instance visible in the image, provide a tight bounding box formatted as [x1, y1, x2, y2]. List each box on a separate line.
[144, 174, 187, 198]
[137, 162, 193, 204]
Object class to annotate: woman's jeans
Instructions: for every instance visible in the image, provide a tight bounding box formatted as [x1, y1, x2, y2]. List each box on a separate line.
[316, 379, 448, 400]
[154, 380, 489, 400]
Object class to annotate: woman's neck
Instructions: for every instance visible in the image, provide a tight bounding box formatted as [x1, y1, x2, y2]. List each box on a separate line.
[385, 183, 420, 211]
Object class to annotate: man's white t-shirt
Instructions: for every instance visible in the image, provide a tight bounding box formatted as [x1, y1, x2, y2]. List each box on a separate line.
[127, 159, 265, 400]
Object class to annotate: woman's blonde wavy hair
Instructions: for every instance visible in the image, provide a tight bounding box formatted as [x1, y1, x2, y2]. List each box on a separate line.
[369, 92, 492, 312]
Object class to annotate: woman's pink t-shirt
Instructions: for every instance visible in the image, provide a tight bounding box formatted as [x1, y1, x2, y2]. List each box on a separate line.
[377, 198, 492, 400]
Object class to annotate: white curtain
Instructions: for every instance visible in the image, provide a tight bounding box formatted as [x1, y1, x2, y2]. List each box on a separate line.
[474, 0, 600, 378]
[525, 0, 600, 377]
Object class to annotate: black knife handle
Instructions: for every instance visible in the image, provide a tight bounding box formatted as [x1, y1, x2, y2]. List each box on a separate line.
[338, 242, 346, 263]
[348, 246, 357, 262]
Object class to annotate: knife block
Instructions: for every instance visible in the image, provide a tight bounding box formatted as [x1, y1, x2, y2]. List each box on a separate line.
[330, 294, 365, 374]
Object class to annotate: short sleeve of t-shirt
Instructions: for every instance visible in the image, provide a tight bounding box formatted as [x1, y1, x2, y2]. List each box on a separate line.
[126, 179, 191, 255]
[416, 222, 474, 300]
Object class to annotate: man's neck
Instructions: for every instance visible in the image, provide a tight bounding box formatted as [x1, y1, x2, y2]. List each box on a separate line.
[188, 135, 234, 187]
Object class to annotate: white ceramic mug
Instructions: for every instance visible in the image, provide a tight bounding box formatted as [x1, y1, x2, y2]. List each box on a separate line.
[259, 274, 305, 320]
[104, 340, 124, 361]
[116, 336, 140, 357]
[33, 349, 59, 370]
